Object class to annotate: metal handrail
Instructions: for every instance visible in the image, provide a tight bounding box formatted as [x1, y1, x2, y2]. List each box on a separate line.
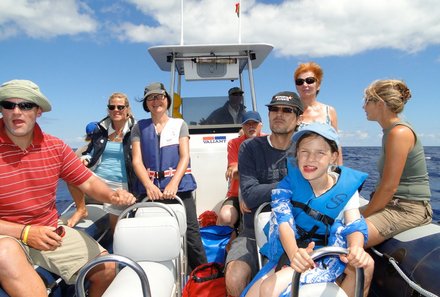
[291, 246, 364, 297]
[75, 254, 151, 297]
[118, 201, 176, 221]
[253, 201, 271, 269]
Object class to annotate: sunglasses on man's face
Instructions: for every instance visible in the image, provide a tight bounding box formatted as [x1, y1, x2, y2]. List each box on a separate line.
[295, 77, 317, 86]
[268, 106, 298, 114]
[107, 105, 127, 111]
[0, 101, 38, 111]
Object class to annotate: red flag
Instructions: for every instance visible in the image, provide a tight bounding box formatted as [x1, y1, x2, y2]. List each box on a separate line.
[235, 2, 240, 17]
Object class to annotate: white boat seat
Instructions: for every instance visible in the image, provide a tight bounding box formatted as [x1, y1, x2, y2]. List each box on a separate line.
[104, 203, 182, 297]
[113, 215, 181, 262]
[254, 202, 271, 269]
[103, 261, 176, 297]
[135, 199, 188, 285]
[135, 202, 187, 236]
[299, 282, 348, 297]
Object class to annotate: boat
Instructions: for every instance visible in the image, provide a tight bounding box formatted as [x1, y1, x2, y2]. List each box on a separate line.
[1, 42, 439, 297]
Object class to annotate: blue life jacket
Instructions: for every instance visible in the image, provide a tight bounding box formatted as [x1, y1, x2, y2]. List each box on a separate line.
[136, 118, 197, 194]
[287, 160, 368, 245]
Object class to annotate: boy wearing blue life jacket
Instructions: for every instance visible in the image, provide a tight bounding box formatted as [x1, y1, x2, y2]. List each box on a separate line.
[244, 123, 374, 297]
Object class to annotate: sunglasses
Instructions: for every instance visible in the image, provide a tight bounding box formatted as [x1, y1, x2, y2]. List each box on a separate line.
[146, 94, 166, 101]
[0, 101, 38, 111]
[107, 105, 127, 111]
[295, 77, 317, 86]
[268, 106, 298, 114]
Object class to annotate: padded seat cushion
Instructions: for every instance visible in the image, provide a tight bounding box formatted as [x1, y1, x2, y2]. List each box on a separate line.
[299, 282, 348, 297]
[102, 261, 176, 297]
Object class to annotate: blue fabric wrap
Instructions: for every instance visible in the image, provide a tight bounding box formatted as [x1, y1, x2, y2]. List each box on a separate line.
[241, 216, 368, 297]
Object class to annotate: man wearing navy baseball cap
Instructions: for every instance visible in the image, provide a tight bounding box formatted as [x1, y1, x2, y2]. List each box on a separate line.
[225, 91, 303, 296]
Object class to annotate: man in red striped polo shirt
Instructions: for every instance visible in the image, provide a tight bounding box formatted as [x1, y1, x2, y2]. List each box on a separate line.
[0, 80, 136, 297]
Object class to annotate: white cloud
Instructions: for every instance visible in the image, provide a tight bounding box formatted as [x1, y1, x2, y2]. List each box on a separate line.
[120, 0, 440, 58]
[1, 0, 440, 58]
[419, 133, 440, 143]
[0, 0, 97, 39]
[340, 129, 370, 140]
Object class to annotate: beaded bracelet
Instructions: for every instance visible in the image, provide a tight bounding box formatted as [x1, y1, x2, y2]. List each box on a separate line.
[22, 225, 31, 245]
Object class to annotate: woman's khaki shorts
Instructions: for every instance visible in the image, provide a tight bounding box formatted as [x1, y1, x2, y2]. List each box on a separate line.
[367, 199, 432, 239]
[3, 222, 106, 285]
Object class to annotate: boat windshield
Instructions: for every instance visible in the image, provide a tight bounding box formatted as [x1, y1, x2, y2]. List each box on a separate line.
[183, 95, 241, 127]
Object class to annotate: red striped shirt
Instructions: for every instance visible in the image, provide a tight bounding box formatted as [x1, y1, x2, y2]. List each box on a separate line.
[0, 119, 92, 227]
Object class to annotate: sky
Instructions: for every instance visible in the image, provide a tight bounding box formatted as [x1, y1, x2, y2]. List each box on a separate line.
[1, 0, 440, 148]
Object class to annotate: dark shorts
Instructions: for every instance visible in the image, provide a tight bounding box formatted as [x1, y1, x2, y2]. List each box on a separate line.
[225, 236, 259, 278]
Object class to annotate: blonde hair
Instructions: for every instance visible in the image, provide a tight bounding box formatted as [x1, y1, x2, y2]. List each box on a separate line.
[364, 79, 411, 114]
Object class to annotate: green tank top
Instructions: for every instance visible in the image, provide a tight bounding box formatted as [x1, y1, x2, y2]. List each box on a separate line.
[377, 121, 431, 201]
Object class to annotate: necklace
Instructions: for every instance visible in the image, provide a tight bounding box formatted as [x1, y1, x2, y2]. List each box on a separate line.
[111, 130, 123, 142]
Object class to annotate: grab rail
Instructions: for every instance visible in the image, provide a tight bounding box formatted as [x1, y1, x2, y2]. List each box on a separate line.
[291, 246, 364, 297]
[75, 254, 151, 297]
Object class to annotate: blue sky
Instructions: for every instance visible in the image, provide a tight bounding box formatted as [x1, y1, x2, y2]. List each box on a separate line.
[1, 0, 440, 148]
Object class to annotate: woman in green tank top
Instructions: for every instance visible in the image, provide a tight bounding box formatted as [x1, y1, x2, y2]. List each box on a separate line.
[361, 79, 432, 248]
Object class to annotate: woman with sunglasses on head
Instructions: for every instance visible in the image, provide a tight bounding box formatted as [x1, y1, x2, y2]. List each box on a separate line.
[131, 82, 207, 272]
[361, 79, 432, 248]
[294, 62, 342, 164]
[66, 92, 137, 232]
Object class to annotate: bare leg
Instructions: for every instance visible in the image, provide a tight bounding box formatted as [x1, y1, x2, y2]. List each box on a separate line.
[217, 204, 239, 228]
[259, 267, 293, 297]
[365, 220, 386, 248]
[340, 255, 374, 297]
[66, 183, 88, 227]
[245, 268, 275, 297]
[86, 252, 116, 297]
[0, 238, 46, 297]
[225, 260, 252, 296]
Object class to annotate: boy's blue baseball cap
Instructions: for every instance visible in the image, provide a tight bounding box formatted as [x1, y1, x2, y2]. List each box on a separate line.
[242, 111, 262, 124]
[292, 123, 339, 146]
[85, 122, 98, 136]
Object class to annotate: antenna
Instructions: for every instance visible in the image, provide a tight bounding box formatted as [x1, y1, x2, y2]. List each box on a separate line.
[237, 0, 242, 44]
[180, 0, 184, 45]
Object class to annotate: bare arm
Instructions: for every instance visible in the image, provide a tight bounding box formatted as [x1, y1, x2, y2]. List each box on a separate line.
[279, 222, 315, 272]
[0, 220, 62, 251]
[77, 175, 136, 206]
[340, 208, 370, 267]
[362, 125, 415, 217]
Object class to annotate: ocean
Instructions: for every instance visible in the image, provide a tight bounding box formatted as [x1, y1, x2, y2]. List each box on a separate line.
[55, 146, 440, 222]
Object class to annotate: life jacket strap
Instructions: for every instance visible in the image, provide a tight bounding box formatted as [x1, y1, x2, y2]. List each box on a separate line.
[148, 168, 192, 180]
[291, 201, 335, 226]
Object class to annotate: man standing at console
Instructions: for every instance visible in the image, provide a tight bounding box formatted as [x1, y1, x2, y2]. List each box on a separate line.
[224, 91, 304, 296]
[0, 80, 136, 297]
[201, 87, 246, 125]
